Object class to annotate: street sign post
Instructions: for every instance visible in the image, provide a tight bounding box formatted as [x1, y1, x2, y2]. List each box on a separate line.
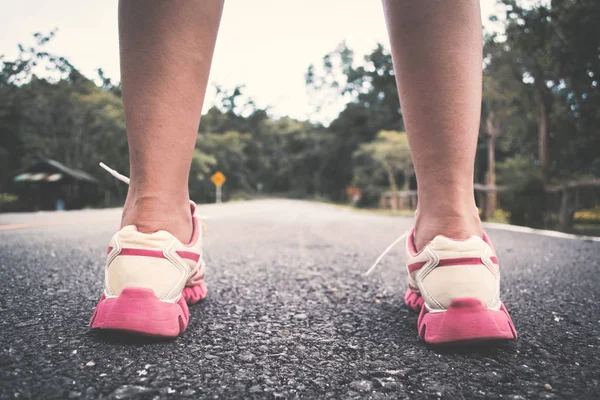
[210, 171, 227, 203]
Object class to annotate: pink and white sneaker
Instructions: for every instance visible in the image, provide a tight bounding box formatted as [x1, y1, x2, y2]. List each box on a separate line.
[89, 164, 207, 338]
[368, 228, 517, 345]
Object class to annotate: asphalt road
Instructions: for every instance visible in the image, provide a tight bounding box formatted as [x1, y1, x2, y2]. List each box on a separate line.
[1, 199, 599, 399]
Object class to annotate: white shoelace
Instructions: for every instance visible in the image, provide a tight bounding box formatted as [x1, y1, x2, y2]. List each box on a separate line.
[99, 162, 130, 185]
[364, 232, 408, 276]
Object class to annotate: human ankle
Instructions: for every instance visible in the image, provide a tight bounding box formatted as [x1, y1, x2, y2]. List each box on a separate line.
[121, 193, 193, 243]
[413, 204, 482, 251]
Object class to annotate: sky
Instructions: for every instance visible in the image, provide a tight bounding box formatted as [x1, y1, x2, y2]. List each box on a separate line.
[0, 1, 502, 123]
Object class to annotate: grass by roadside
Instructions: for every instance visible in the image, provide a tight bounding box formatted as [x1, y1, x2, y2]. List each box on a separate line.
[572, 224, 600, 237]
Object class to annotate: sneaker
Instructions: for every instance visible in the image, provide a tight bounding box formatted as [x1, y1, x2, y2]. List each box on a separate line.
[89, 163, 207, 337]
[368, 227, 517, 344]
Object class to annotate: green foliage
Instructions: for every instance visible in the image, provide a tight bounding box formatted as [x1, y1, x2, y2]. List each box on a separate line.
[0, 193, 18, 211]
[496, 155, 547, 227]
[0, 33, 128, 203]
[479, 0, 599, 230]
[353, 130, 412, 202]
[574, 205, 600, 224]
[305, 43, 405, 201]
[306, 42, 401, 128]
[191, 114, 334, 203]
[356, 131, 411, 177]
[483, 0, 600, 181]
[489, 209, 512, 224]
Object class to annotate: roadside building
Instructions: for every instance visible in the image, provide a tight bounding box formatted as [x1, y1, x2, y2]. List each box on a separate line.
[11, 159, 98, 211]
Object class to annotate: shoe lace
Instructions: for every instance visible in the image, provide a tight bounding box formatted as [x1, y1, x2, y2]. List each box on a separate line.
[99, 162, 130, 185]
[365, 232, 408, 276]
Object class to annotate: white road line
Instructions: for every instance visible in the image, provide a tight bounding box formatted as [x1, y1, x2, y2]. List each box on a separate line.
[483, 222, 600, 242]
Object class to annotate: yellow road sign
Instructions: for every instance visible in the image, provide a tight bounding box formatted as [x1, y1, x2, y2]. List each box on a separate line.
[211, 171, 226, 186]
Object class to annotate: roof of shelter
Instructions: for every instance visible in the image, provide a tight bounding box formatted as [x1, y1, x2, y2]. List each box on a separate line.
[13, 159, 97, 184]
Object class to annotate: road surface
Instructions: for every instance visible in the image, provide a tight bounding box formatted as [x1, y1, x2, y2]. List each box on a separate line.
[1, 199, 599, 399]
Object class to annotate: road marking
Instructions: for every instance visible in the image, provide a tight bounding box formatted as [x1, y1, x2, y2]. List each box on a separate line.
[0, 224, 32, 231]
[483, 222, 600, 242]
[0, 219, 110, 232]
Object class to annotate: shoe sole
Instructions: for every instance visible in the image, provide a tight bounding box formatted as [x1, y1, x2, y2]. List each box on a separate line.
[404, 289, 517, 344]
[89, 283, 207, 338]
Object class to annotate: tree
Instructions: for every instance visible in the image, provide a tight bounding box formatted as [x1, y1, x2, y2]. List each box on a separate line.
[490, 0, 600, 185]
[306, 42, 402, 131]
[353, 130, 412, 209]
[481, 36, 528, 218]
[305, 43, 404, 201]
[0, 31, 75, 191]
[0, 32, 129, 204]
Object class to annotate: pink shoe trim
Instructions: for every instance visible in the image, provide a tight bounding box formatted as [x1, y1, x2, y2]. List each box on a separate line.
[89, 284, 207, 338]
[182, 283, 208, 303]
[413, 297, 518, 344]
[406, 227, 419, 256]
[111, 247, 200, 262]
[176, 251, 201, 262]
[408, 256, 498, 274]
[119, 248, 165, 258]
[404, 289, 424, 312]
[437, 257, 483, 267]
[408, 261, 427, 273]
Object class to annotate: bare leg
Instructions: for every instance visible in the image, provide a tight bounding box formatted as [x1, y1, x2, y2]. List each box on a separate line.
[383, 0, 483, 250]
[119, 0, 223, 242]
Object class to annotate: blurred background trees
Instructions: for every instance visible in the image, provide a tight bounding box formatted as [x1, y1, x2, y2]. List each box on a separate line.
[1, 0, 598, 233]
[480, 0, 600, 230]
[353, 131, 412, 209]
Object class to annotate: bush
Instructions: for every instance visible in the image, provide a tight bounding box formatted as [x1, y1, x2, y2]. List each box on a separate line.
[574, 205, 600, 224]
[501, 178, 547, 227]
[0, 193, 18, 212]
[497, 156, 547, 228]
[489, 209, 511, 224]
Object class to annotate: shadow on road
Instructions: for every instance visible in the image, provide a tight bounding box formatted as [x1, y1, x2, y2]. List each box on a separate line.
[426, 340, 518, 355]
[367, 301, 519, 357]
[88, 330, 175, 345]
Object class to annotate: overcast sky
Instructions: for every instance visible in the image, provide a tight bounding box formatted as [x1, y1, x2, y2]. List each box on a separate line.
[1, 1, 502, 123]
